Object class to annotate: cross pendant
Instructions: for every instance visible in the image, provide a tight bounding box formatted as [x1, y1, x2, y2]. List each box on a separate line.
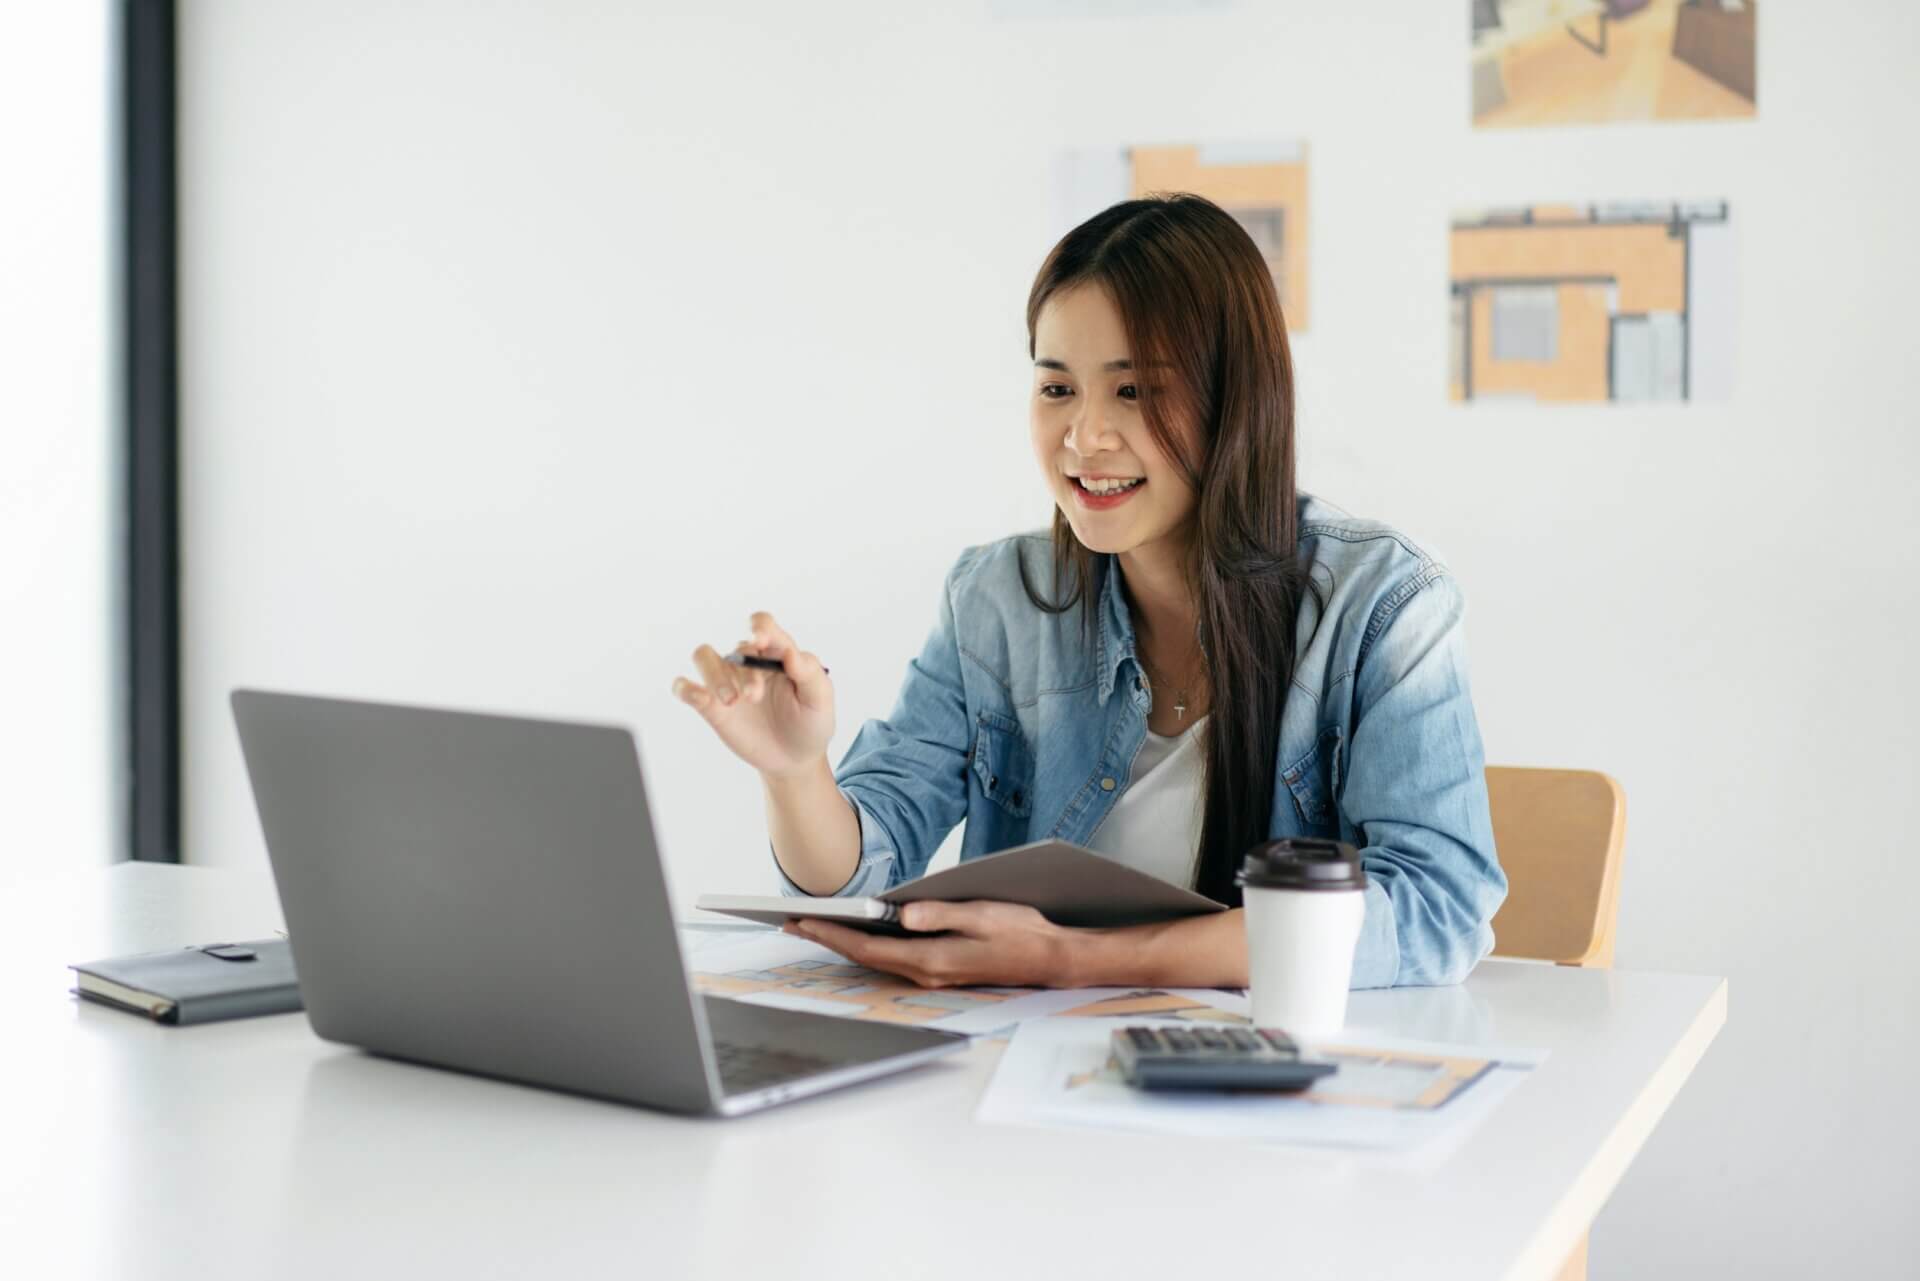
[1174, 697, 1186, 721]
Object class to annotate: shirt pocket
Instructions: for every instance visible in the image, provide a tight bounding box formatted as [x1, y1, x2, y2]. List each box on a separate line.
[1280, 723, 1344, 837]
[968, 710, 1034, 819]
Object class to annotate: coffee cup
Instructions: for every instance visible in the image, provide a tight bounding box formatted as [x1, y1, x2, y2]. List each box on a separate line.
[1237, 838, 1369, 1039]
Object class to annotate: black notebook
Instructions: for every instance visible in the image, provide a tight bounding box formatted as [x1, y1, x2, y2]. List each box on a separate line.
[69, 938, 303, 1025]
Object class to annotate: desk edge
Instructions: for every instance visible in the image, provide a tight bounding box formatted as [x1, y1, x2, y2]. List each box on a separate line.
[1499, 976, 1730, 1281]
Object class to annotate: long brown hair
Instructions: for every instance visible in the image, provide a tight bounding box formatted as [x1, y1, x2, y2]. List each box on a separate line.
[1020, 192, 1316, 906]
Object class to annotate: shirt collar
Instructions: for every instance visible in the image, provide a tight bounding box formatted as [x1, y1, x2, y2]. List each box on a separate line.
[1095, 553, 1138, 707]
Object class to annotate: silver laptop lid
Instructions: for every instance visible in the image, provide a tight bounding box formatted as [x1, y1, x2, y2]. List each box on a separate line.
[230, 688, 721, 1113]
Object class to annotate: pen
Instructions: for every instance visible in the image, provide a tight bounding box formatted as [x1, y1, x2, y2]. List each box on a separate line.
[726, 653, 831, 676]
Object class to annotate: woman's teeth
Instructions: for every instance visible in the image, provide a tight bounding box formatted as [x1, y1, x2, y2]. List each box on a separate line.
[1077, 477, 1144, 495]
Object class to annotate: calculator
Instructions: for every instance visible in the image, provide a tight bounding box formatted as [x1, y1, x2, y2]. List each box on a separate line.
[1112, 1025, 1339, 1092]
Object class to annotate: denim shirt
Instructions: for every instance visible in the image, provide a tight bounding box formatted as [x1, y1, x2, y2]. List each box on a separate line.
[774, 492, 1507, 989]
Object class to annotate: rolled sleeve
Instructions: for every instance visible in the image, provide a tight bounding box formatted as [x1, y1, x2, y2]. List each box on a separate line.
[771, 793, 898, 899]
[1342, 571, 1508, 989]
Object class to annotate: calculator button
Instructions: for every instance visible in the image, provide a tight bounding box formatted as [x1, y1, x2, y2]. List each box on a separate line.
[1126, 1027, 1160, 1050]
[1224, 1028, 1260, 1052]
[1163, 1029, 1197, 1053]
[1256, 1029, 1298, 1054]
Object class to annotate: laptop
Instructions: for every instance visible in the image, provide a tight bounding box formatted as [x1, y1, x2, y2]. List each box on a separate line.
[229, 688, 967, 1116]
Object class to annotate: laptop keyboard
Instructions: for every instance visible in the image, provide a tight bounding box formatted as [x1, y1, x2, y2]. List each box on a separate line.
[712, 1040, 843, 1095]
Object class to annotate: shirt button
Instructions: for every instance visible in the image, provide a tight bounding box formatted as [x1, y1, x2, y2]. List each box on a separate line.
[1100, 777, 1116, 791]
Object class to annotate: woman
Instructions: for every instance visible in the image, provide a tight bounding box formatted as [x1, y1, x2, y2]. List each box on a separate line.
[672, 193, 1506, 991]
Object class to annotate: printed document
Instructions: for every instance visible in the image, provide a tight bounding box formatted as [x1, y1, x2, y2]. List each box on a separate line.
[681, 927, 1249, 1037]
[977, 1015, 1544, 1157]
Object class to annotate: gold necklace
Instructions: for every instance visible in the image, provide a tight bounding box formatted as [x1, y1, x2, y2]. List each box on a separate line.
[1137, 650, 1205, 722]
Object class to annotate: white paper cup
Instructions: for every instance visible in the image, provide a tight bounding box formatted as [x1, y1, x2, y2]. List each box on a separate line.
[1238, 839, 1369, 1040]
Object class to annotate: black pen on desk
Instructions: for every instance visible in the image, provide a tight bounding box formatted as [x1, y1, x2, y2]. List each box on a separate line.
[726, 653, 831, 676]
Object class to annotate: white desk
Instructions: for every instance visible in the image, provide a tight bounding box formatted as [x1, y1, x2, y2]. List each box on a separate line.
[0, 865, 1725, 1281]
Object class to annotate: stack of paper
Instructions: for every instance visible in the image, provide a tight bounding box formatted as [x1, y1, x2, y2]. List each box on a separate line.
[682, 925, 1542, 1161]
[681, 927, 1249, 1037]
[976, 1016, 1545, 1161]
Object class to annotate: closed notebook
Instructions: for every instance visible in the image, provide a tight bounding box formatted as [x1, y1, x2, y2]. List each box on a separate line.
[697, 839, 1229, 935]
[69, 938, 303, 1025]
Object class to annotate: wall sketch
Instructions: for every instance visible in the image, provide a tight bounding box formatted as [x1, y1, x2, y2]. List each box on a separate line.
[1470, 0, 1756, 128]
[990, 0, 1238, 16]
[1053, 139, 1310, 333]
[1449, 203, 1735, 405]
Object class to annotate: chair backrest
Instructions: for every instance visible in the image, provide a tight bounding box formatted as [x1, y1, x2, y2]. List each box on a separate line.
[1485, 766, 1626, 968]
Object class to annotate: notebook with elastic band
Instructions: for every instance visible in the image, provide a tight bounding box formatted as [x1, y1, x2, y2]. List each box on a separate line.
[69, 938, 303, 1025]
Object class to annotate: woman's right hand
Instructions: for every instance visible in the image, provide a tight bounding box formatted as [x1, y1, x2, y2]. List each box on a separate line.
[671, 611, 836, 780]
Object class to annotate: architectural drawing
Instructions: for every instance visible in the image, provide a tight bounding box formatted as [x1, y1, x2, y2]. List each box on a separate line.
[1065, 1040, 1498, 1110]
[1449, 202, 1735, 405]
[694, 958, 1012, 1026]
[1054, 139, 1309, 332]
[1055, 989, 1249, 1024]
[1470, 0, 1757, 128]
[1304, 1048, 1498, 1111]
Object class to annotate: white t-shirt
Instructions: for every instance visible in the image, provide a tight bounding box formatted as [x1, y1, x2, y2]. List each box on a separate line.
[1085, 715, 1208, 889]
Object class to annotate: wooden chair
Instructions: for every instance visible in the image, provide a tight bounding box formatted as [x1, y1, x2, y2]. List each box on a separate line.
[1487, 765, 1626, 968]
[1484, 764, 1628, 1281]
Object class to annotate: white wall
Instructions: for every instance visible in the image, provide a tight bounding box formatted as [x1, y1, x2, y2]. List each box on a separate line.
[1687, 218, 1736, 400]
[179, 1, 1920, 1275]
[1, 0, 120, 871]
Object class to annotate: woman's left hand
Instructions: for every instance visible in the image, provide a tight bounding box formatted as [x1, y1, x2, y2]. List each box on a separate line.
[784, 900, 1079, 988]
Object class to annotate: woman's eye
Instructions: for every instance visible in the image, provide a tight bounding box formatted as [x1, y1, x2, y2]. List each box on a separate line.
[1036, 383, 1142, 402]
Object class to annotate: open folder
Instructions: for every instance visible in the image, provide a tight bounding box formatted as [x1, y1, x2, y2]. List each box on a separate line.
[696, 839, 1227, 936]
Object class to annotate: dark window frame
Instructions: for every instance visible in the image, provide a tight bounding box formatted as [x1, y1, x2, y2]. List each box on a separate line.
[124, 0, 179, 862]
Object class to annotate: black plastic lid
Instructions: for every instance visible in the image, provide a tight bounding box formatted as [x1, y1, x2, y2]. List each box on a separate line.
[1236, 838, 1368, 892]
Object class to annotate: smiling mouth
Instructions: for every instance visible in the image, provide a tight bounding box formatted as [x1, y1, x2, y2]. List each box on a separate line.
[1070, 476, 1146, 496]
